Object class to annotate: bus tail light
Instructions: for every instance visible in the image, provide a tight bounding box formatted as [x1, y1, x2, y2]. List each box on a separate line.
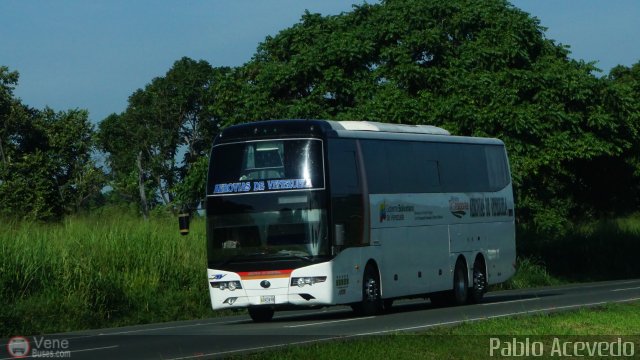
[291, 276, 327, 287]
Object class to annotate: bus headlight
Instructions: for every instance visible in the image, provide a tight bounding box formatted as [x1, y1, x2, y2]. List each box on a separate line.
[291, 276, 327, 287]
[210, 281, 242, 291]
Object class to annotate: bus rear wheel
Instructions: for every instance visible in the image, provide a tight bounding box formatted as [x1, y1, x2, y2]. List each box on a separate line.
[248, 307, 274, 322]
[431, 259, 469, 307]
[452, 259, 469, 305]
[469, 259, 487, 304]
[429, 259, 470, 307]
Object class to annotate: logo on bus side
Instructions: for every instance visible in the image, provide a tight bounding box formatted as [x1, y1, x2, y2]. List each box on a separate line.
[469, 197, 509, 217]
[379, 201, 415, 222]
[379, 202, 387, 222]
[449, 197, 469, 218]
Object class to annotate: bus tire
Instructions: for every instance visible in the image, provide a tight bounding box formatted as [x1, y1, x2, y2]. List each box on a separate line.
[452, 259, 469, 305]
[248, 307, 274, 322]
[353, 264, 382, 316]
[469, 258, 487, 304]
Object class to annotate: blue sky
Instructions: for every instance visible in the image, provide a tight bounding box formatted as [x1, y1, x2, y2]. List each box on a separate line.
[2, 0, 639, 124]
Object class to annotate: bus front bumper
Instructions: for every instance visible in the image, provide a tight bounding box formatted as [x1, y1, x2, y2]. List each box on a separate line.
[207, 267, 335, 310]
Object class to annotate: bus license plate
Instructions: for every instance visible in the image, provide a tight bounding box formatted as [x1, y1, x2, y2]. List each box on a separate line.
[260, 295, 275, 304]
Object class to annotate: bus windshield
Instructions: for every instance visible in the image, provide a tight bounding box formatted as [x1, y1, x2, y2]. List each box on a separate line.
[210, 207, 328, 261]
[207, 138, 329, 268]
[208, 139, 324, 196]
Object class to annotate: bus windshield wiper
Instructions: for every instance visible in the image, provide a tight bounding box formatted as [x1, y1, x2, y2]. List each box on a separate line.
[276, 250, 313, 262]
[218, 252, 268, 266]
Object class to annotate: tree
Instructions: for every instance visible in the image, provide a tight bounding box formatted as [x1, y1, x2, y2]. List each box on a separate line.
[97, 58, 223, 216]
[96, 0, 640, 230]
[0, 100, 62, 220]
[0, 66, 20, 168]
[42, 108, 106, 214]
[229, 0, 640, 234]
[595, 61, 640, 212]
[0, 67, 105, 220]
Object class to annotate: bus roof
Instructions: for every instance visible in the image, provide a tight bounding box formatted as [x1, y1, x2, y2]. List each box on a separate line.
[327, 120, 503, 146]
[335, 121, 450, 135]
[215, 119, 503, 146]
[338, 121, 451, 135]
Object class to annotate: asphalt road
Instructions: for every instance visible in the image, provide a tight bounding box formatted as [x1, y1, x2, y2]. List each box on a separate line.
[3, 279, 640, 359]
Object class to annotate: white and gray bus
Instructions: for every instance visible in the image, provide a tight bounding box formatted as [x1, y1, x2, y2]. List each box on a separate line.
[205, 120, 515, 322]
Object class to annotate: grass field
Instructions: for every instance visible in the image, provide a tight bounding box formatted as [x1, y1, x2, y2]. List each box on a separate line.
[517, 213, 640, 282]
[1, 211, 639, 336]
[0, 209, 212, 336]
[240, 302, 640, 360]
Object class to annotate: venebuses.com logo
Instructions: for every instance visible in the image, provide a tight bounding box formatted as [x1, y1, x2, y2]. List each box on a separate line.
[6, 337, 30, 358]
[6, 336, 71, 358]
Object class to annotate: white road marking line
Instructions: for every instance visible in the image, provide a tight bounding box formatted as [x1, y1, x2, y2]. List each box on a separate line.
[88, 308, 351, 335]
[0, 309, 356, 349]
[285, 316, 376, 328]
[353, 303, 613, 336]
[612, 286, 640, 292]
[495, 280, 640, 295]
[97, 320, 244, 335]
[481, 298, 540, 306]
[0, 310, 354, 346]
[618, 280, 639, 285]
[356, 298, 640, 336]
[165, 337, 343, 360]
[68, 345, 119, 353]
[162, 296, 640, 360]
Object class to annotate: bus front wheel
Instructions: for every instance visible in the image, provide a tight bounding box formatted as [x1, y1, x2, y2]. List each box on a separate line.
[352, 264, 382, 316]
[248, 307, 274, 322]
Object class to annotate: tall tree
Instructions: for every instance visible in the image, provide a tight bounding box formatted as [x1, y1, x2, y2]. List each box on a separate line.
[0, 67, 104, 220]
[230, 0, 640, 234]
[98, 58, 223, 215]
[42, 108, 106, 214]
[0, 66, 20, 168]
[96, 0, 640, 230]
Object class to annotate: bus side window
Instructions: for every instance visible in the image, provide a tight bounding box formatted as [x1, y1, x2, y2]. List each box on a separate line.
[485, 145, 510, 191]
[360, 140, 388, 193]
[412, 142, 441, 192]
[438, 143, 468, 193]
[329, 140, 364, 247]
[331, 151, 359, 194]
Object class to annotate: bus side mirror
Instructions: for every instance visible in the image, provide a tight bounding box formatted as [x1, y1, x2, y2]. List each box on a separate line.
[179, 213, 190, 235]
[335, 224, 345, 246]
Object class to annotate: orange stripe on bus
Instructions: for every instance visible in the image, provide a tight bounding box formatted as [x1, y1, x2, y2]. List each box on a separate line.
[238, 269, 293, 280]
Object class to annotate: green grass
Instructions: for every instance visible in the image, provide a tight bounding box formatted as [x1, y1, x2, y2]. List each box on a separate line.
[518, 213, 640, 281]
[495, 256, 563, 290]
[3, 212, 639, 336]
[241, 302, 640, 360]
[0, 210, 214, 336]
